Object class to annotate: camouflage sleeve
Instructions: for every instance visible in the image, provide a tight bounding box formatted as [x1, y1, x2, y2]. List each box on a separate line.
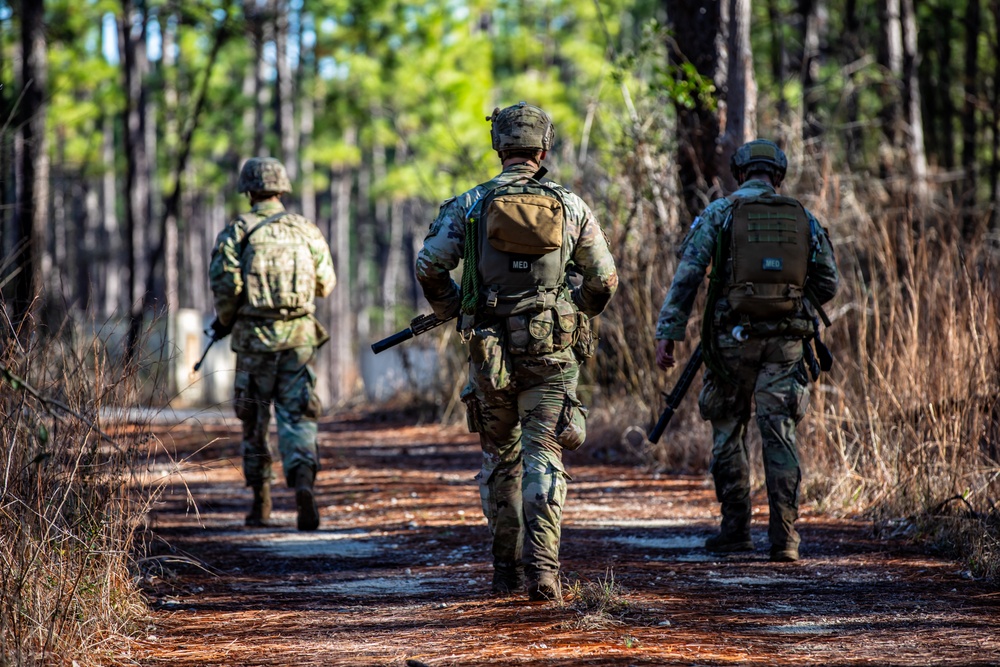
[208, 222, 245, 327]
[655, 200, 729, 340]
[567, 196, 618, 317]
[415, 195, 467, 320]
[805, 210, 839, 306]
[310, 225, 336, 299]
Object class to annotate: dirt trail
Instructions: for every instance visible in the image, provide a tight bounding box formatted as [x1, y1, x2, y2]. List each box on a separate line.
[137, 412, 1000, 666]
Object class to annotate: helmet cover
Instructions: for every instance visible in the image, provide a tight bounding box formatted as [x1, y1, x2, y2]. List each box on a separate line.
[238, 157, 293, 194]
[487, 102, 554, 152]
[730, 139, 788, 182]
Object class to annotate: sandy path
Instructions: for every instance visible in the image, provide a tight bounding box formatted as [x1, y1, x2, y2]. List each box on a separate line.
[136, 412, 1000, 666]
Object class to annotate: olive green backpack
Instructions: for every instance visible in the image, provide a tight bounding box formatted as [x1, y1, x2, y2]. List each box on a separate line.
[725, 193, 811, 319]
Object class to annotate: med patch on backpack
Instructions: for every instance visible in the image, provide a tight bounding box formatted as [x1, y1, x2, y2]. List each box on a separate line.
[726, 193, 811, 319]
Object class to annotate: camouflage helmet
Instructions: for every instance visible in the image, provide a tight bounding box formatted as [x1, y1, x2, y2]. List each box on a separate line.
[730, 139, 788, 184]
[487, 102, 554, 152]
[238, 157, 292, 195]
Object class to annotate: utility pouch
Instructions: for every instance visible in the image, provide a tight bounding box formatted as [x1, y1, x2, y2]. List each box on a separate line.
[461, 384, 481, 433]
[572, 312, 595, 360]
[556, 394, 588, 451]
[526, 309, 555, 356]
[506, 315, 530, 355]
[553, 299, 578, 352]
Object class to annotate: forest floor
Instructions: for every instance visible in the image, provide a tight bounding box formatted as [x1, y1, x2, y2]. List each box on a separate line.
[134, 410, 1000, 666]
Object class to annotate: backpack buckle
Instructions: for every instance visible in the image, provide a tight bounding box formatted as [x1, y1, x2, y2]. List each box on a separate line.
[486, 286, 499, 309]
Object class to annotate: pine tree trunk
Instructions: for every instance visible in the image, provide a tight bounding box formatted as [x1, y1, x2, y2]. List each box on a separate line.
[14, 0, 48, 326]
[101, 114, 121, 318]
[961, 0, 980, 237]
[274, 0, 296, 181]
[329, 127, 357, 402]
[121, 0, 150, 358]
[900, 0, 927, 201]
[668, 0, 755, 212]
[298, 16, 316, 223]
[800, 0, 826, 146]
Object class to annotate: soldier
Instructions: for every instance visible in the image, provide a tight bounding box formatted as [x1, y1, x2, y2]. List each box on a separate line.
[209, 157, 336, 531]
[655, 140, 839, 562]
[416, 102, 618, 601]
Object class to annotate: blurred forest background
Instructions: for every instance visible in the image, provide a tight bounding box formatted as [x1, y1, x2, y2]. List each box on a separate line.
[3, 0, 1000, 504]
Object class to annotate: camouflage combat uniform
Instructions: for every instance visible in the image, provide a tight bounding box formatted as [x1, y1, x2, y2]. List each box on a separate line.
[417, 162, 618, 594]
[656, 178, 838, 556]
[209, 198, 336, 491]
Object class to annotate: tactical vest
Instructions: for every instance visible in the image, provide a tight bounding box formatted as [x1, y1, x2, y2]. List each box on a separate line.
[725, 193, 811, 319]
[469, 176, 569, 318]
[239, 212, 318, 320]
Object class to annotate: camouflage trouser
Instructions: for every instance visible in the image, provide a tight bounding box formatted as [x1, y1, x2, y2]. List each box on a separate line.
[698, 333, 809, 549]
[462, 324, 586, 579]
[233, 347, 322, 488]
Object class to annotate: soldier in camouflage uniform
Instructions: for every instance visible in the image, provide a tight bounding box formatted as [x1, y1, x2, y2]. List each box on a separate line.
[210, 157, 336, 531]
[655, 140, 838, 562]
[416, 103, 618, 601]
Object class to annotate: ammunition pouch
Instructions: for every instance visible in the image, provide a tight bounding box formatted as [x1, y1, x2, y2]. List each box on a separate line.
[504, 298, 579, 357]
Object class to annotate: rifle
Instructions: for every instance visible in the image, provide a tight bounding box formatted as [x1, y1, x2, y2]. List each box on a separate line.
[371, 313, 454, 354]
[648, 344, 704, 444]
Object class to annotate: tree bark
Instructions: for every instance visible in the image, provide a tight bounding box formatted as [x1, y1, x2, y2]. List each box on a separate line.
[961, 0, 980, 237]
[900, 0, 927, 201]
[328, 127, 357, 403]
[298, 14, 316, 223]
[13, 0, 48, 327]
[101, 114, 122, 318]
[121, 0, 150, 358]
[666, 0, 755, 217]
[800, 0, 826, 146]
[274, 0, 296, 181]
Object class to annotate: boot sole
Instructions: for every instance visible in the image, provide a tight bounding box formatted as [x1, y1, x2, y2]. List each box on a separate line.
[296, 488, 320, 531]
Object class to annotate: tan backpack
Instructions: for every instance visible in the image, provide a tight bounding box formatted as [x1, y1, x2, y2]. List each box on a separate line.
[725, 194, 811, 319]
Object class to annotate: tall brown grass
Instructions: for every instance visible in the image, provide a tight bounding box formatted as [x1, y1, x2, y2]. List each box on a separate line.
[0, 316, 152, 666]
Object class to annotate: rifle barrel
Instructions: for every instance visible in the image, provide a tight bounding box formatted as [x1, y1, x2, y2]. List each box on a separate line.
[371, 329, 415, 354]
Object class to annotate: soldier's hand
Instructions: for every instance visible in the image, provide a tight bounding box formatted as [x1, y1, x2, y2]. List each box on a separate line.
[656, 339, 676, 370]
[209, 317, 234, 340]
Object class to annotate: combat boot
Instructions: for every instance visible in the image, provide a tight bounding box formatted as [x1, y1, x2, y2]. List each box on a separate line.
[704, 531, 755, 553]
[245, 483, 272, 527]
[527, 571, 562, 602]
[291, 466, 320, 531]
[491, 561, 524, 595]
[770, 544, 800, 562]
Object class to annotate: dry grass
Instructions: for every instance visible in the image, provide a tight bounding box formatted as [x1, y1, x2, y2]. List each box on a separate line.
[0, 309, 156, 666]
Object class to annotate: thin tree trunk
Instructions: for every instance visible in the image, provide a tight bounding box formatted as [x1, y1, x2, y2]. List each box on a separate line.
[767, 0, 789, 122]
[719, 0, 756, 176]
[121, 0, 150, 358]
[100, 114, 121, 318]
[13, 0, 48, 327]
[298, 14, 315, 222]
[800, 0, 826, 146]
[329, 127, 356, 403]
[901, 0, 927, 201]
[962, 0, 980, 237]
[275, 0, 296, 181]
[878, 0, 904, 178]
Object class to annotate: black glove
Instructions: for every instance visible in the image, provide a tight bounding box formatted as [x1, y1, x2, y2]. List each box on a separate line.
[209, 317, 234, 340]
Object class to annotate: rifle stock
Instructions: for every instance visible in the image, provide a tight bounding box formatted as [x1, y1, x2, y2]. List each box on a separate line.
[648, 344, 703, 444]
[371, 313, 454, 354]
